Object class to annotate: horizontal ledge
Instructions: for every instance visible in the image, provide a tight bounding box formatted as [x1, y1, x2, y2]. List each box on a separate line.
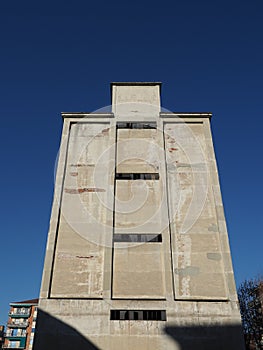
[61, 112, 212, 119]
[160, 112, 212, 118]
[174, 298, 229, 302]
[111, 298, 167, 301]
[61, 113, 114, 118]
[48, 296, 104, 300]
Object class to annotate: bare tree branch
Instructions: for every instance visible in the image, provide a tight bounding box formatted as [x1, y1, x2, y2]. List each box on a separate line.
[238, 278, 263, 350]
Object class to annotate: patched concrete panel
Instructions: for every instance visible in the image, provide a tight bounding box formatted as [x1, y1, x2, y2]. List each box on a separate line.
[50, 122, 114, 298]
[117, 129, 160, 173]
[115, 180, 167, 234]
[51, 217, 104, 298]
[164, 122, 228, 300]
[112, 243, 166, 298]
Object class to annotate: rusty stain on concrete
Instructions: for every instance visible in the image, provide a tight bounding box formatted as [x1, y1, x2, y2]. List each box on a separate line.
[64, 188, 106, 194]
[70, 164, 95, 167]
[168, 147, 178, 152]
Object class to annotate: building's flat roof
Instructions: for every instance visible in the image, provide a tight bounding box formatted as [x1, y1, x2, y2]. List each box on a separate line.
[110, 82, 162, 86]
[10, 298, 39, 306]
[110, 82, 162, 102]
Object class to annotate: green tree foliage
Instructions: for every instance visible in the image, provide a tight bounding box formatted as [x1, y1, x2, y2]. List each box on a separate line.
[238, 278, 263, 349]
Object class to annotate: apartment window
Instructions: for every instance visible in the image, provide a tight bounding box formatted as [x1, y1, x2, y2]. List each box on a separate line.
[12, 307, 29, 315]
[110, 310, 166, 321]
[115, 173, 159, 180]
[114, 234, 162, 243]
[9, 341, 20, 348]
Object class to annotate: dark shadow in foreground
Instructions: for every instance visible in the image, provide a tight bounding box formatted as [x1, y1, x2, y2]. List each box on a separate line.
[33, 309, 246, 350]
[165, 324, 245, 350]
[33, 309, 99, 350]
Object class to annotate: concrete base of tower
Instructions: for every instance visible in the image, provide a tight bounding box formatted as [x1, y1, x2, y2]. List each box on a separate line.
[33, 299, 245, 350]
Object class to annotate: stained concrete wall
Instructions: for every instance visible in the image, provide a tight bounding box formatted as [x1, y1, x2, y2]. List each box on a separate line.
[35, 83, 244, 350]
[50, 122, 115, 298]
[164, 122, 228, 300]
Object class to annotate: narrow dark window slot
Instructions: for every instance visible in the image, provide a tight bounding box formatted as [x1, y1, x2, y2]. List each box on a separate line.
[110, 310, 166, 321]
[114, 234, 162, 243]
[115, 173, 159, 180]
[117, 122, 156, 129]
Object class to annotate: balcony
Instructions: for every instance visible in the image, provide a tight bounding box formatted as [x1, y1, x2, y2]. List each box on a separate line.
[7, 321, 28, 328]
[3, 336, 27, 349]
[8, 310, 30, 318]
[5, 334, 26, 338]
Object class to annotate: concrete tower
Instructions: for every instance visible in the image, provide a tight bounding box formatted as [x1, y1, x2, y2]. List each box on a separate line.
[34, 83, 244, 349]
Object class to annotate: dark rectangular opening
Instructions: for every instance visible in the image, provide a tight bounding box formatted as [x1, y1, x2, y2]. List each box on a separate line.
[115, 173, 159, 180]
[117, 122, 156, 129]
[114, 234, 162, 243]
[110, 310, 166, 321]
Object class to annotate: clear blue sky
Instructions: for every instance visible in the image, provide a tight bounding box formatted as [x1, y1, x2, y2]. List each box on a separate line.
[0, 0, 262, 325]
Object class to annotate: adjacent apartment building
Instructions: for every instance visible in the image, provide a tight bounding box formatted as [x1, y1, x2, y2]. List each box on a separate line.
[33, 82, 245, 349]
[3, 299, 38, 350]
[0, 325, 4, 348]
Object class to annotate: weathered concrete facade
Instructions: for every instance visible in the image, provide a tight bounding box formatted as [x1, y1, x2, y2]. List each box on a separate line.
[34, 83, 245, 349]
